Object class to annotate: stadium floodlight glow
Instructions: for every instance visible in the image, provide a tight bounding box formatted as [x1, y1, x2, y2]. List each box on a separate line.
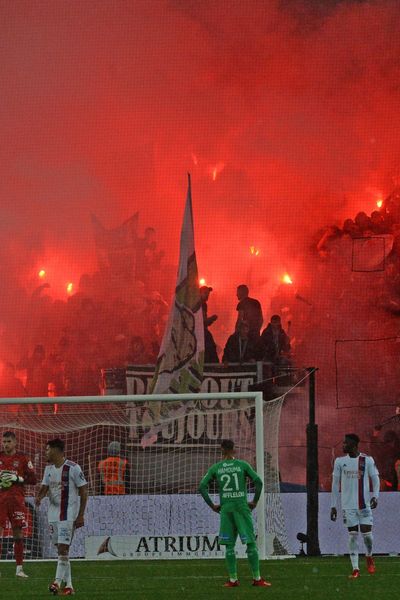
[0, 392, 292, 561]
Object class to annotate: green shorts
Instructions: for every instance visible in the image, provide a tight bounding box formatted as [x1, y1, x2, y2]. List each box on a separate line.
[218, 503, 256, 545]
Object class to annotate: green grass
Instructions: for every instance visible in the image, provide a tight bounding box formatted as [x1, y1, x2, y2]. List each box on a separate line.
[1, 557, 399, 599]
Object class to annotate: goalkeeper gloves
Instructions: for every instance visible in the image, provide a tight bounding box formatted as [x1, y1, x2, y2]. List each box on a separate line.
[0, 471, 24, 486]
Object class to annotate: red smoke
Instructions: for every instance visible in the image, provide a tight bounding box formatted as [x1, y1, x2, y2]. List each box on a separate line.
[1, 1, 400, 450]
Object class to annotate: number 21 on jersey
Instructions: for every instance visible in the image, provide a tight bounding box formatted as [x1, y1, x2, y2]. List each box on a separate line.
[221, 473, 239, 492]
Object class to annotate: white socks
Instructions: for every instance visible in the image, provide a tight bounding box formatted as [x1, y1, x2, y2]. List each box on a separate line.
[55, 556, 71, 586]
[348, 532, 359, 570]
[362, 531, 373, 557]
[64, 559, 72, 588]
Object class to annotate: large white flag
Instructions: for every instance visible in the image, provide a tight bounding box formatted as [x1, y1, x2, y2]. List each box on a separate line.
[150, 174, 204, 395]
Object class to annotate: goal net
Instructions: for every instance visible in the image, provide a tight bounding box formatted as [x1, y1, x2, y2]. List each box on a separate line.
[0, 392, 290, 561]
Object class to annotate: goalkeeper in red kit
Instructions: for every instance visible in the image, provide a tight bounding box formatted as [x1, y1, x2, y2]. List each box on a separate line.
[0, 431, 37, 577]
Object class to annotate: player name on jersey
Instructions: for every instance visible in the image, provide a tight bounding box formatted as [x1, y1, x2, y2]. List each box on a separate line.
[217, 465, 242, 474]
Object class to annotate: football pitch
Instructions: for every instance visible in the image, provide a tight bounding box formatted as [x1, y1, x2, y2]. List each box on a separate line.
[1, 557, 399, 599]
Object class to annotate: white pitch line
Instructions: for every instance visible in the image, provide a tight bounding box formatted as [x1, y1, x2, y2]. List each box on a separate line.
[1, 573, 400, 581]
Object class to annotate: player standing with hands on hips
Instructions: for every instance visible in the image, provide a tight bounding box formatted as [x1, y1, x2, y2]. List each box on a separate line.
[199, 439, 271, 587]
[36, 438, 88, 596]
[331, 433, 380, 579]
[0, 430, 37, 578]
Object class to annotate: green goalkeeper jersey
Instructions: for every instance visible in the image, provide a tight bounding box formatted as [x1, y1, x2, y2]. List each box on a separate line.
[199, 458, 263, 508]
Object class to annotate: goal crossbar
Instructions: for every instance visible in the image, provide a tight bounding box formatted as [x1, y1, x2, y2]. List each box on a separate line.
[0, 392, 263, 404]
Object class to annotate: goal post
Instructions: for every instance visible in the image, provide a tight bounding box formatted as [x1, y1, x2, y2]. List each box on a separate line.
[0, 392, 290, 561]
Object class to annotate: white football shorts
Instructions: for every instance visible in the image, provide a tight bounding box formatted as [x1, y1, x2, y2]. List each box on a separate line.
[342, 508, 373, 528]
[49, 521, 75, 546]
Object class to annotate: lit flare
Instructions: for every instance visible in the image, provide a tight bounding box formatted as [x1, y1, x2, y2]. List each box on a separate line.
[210, 162, 225, 181]
[282, 273, 293, 285]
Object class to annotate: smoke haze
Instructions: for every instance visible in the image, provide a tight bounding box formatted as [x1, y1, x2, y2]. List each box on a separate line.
[2, 1, 400, 471]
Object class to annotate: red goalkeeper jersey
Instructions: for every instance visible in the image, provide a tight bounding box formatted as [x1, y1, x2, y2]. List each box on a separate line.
[0, 452, 37, 499]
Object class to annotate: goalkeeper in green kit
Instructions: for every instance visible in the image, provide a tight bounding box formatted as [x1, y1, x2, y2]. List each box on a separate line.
[199, 439, 271, 588]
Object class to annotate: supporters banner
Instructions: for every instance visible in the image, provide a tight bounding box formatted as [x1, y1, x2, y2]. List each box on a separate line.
[126, 364, 258, 396]
[123, 364, 258, 444]
[150, 175, 204, 396]
[100, 364, 258, 445]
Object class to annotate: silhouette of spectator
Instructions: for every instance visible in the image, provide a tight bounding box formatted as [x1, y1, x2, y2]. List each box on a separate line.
[144, 291, 169, 343]
[370, 427, 400, 491]
[17, 345, 49, 397]
[259, 315, 291, 366]
[46, 353, 66, 397]
[0, 363, 27, 398]
[384, 188, 400, 223]
[223, 321, 257, 365]
[342, 218, 360, 238]
[235, 284, 263, 340]
[136, 227, 165, 285]
[370, 211, 389, 235]
[200, 286, 219, 363]
[354, 211, 372, 235]
[127, 336, 150, 364]
[316, 225, 342, 257]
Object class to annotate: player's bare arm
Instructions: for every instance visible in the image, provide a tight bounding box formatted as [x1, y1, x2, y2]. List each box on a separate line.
[74, 484, 88, 528]
[35, 484, 49, 507]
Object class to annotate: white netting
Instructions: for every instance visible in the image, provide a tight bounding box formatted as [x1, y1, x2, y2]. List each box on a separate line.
[0, 393, 290, 560]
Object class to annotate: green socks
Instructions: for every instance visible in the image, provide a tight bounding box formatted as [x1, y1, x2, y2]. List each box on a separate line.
[246, 542, 260, 579]
[225, 545, 238, 581]
[225, 542, 260, 581]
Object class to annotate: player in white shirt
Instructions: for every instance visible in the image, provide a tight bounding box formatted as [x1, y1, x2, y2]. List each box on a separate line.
[35, 438, 88, 596]
[331, 433, 380, 579]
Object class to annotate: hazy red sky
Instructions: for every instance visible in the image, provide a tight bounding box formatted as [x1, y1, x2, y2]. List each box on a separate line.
[2, 0, 400, 297]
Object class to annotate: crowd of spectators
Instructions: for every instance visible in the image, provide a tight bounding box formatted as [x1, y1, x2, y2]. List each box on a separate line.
[0, 226, 171, 400]
[314, 187, 400, 490]
[316, 187, 400, 258]
[0, 205, 299, 401]
[203, 284, 292, 368]
[0, 275, 292, 402]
